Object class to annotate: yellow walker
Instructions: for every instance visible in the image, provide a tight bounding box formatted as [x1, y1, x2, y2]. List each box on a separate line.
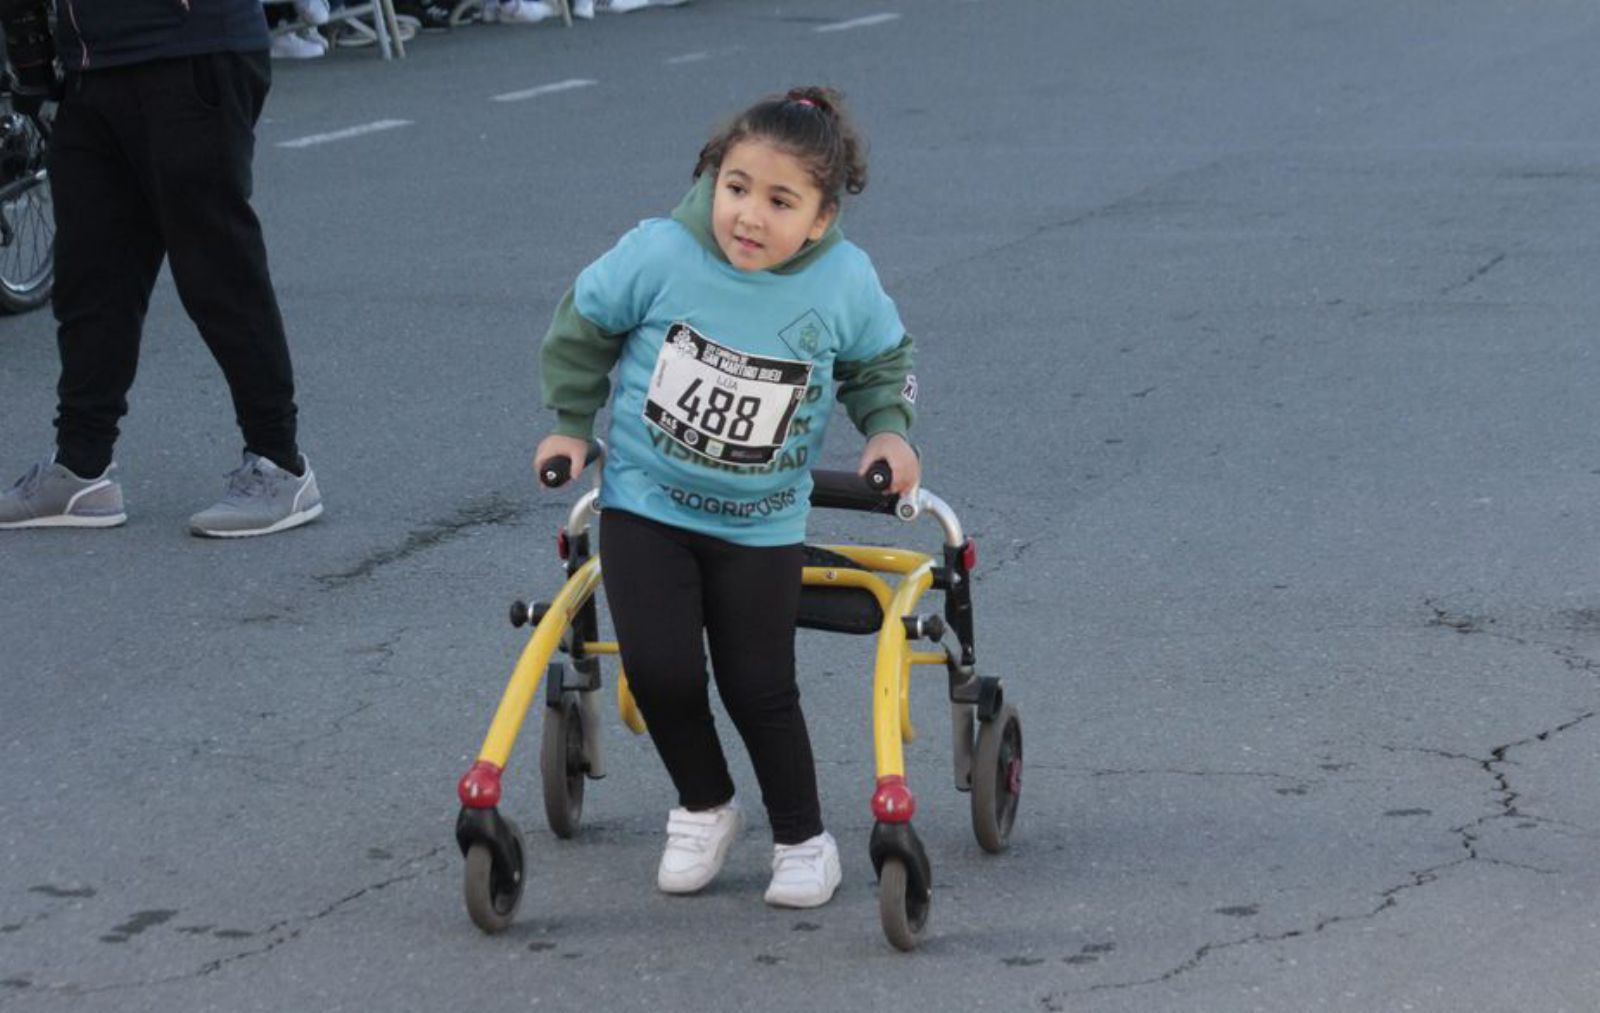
[454, 449, 1021, 951]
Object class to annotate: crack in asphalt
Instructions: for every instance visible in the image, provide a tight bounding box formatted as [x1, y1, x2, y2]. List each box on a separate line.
[315, 494, 531, 588]
[1039, 859, 1469, 1008]
[1038, 607, 1600, 1007]
[1376, 710, 1598, 871]
[0, 848, 450, 1005]
[1439, 250, 1506, 295]
[969, 535, 1035, 586]
[297, 700, 379, 748]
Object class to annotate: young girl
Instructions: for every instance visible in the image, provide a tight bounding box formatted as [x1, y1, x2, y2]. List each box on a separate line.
[534, 86, 918, 909]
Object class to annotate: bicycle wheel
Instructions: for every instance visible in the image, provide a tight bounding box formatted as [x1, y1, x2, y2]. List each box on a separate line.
[0, 105, 54, 315]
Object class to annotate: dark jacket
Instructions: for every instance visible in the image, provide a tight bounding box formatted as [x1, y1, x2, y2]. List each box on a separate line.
[54, 0, 269, 72]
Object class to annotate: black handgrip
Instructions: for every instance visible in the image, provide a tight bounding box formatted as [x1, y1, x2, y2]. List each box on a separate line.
[865, 459, 892, 492]
[810, 469, 899, 514]
[539, 459, 572, 488]
[538, 441, 605, 488]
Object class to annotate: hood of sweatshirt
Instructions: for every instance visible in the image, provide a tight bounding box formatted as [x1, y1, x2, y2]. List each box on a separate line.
[670, 173, 844, 276]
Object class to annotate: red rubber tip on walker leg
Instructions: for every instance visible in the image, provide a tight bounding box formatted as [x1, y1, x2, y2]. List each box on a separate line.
[458, 760, 504, 809]
[871, 775, 916, 823]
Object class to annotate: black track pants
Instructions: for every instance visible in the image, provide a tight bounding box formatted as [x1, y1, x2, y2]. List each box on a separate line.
[600, 509, 823, 845]
[48, 51, 298, 477]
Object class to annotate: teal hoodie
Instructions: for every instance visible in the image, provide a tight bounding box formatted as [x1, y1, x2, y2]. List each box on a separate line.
[539, 175, 916, 546]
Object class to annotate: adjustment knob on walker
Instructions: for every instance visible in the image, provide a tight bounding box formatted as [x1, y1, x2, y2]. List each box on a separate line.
[901, 614, 948, 642]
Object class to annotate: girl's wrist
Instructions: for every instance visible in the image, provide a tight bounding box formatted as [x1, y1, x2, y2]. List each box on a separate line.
[552, 410, 596, 439]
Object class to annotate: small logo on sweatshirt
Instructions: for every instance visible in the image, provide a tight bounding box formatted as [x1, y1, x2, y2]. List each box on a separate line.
[902, 374, 918, 404]
[778, 310, 832, 358]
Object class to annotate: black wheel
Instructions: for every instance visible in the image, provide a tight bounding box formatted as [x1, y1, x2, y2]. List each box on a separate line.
[972, 703, 1022, 853]
[540, 693, 585, 838]
[0, 105, 53, 315]
[878, 856, 929, 952]
[463, 832, 525, 934]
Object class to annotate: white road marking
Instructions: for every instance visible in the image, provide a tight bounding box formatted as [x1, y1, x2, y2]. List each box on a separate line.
[277, 119, 412, 149]
[667, 51, 710, 64]
[491, 78, 599, 103]
[815, 12, 901, 32]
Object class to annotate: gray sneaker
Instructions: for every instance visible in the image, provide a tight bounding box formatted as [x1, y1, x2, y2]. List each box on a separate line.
[189, 452, 323, 538]
[0, 456, 127, 529]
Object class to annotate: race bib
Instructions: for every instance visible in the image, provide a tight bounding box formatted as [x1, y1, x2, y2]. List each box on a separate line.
[644, 323, 812, 466]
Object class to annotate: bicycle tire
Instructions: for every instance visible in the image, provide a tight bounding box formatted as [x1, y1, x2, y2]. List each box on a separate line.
[0, 102, 54, 315]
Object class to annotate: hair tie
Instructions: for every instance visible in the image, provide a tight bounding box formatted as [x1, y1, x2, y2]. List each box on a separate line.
[794, 98, 819, 109]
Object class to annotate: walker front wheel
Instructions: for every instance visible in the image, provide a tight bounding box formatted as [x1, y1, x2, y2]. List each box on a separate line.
[972, 703, 1022, 853]
[541, 692, 586, 838]
[463, 833, 525, 934]
[878, 856, 929, 952]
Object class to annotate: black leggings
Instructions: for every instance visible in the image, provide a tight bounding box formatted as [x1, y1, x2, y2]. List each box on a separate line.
[600, 509, 822, 845]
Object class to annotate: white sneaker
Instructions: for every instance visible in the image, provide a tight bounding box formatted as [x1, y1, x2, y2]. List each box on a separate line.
[602, 0, 650, 11]
[657, 799, 741, 894]
[270, 30, 327, 59]
[295, 26, 329, 53]
[572, 0, 595, 17]
[764, 830, 841, 908]
[490, 0, 555, 22]
[294, 0, 331, 24]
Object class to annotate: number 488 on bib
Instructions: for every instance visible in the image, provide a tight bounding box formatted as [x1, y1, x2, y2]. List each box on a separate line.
[644, 323, 812, 466]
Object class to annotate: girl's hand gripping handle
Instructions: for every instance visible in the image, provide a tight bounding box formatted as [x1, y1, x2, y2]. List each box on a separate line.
[858, 432, 922, 522]
[858, 432, 919, 494]
[535, 437, 605, 488]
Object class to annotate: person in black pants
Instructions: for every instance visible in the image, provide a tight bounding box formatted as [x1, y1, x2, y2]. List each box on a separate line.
[0, 0, 323, 537]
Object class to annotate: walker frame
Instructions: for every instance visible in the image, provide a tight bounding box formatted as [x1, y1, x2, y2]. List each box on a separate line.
[453, 467, 1021, 951]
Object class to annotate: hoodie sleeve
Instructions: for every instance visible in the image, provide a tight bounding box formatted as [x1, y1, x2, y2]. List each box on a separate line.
[539, 287, 626, 439]
[538, 223, 664, 438]
[837, 335, 916, 437]
[835, 249, 917, 437]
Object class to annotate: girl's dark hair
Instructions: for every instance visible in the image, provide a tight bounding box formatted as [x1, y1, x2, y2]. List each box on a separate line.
[694, 86, 868, 209]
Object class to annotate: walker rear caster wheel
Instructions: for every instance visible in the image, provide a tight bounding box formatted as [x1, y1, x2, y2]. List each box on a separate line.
[972, 703, 1022, 853]
[878, 856, 930, 952]
[541, 692, 586, 838]
[463, 830, 525, 934]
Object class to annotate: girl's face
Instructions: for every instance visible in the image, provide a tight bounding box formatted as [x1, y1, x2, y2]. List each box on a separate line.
[711, 138, 836, 272]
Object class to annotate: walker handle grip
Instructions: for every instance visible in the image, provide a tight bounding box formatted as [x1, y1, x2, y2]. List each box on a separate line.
[865, 459, 893, 493]
[538, 441, 605, 489]
[865, 459, 920, 522]
[810, 468, 900, 514]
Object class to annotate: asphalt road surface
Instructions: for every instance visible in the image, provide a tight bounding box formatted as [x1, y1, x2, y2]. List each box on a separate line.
[5, 2, 1600, 1010]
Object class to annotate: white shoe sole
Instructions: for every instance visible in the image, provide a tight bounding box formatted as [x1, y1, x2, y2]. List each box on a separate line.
[764, 863, 842, 908]
[190, 502, 323, 539]
[0, 511, 127, 529]
[763, 882, 840, 908]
